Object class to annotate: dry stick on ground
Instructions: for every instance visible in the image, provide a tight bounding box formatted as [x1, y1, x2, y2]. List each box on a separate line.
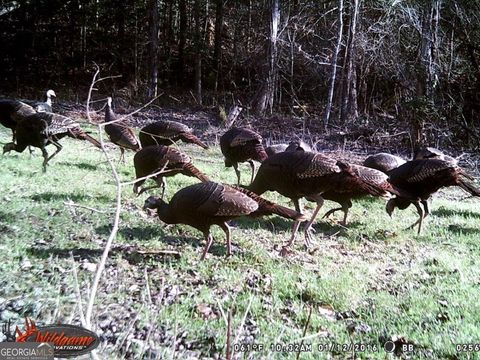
[226, 309, 232, 360]
[296, 306, 312, 360]
[63, 200, 110, 214]
[70, 253, 87, 327]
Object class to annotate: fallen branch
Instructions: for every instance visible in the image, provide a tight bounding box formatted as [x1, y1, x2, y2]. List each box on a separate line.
[296, 306, 312, 360]
[63, 200, 110, 214]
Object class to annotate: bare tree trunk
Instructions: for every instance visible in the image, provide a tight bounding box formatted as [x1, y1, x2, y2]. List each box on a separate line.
[178, 0, 187, 84]
[213, 0, 223, 92]
[419, 0, 442, 100]
[194, 0, 202, 104]
[253, 0, 280, 115]
[324, 0, 344, 129]
[341, 0, 360, 123]
[412, 0, 442, 148]
[148, 0, 159, 98]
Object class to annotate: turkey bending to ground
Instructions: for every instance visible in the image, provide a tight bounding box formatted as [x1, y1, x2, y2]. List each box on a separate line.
[285, 140, 312, 152]
[104, 97, 140, 162]
[413, 147, 457, 164]
[133, 145, 210, 196]
[143, 182, 307, 260]
[386, 159, 480, 234]
[248, 151, 387, 250]
[363, 153, 406, 173]
[139, 120, 208, 149]
[265, 143, 288, 157]
[35, 90, 56, 112]
[220, 127, 268, 185]
[3, 112, 101, 172]
[321, 164, 403, 225]
[0, 99, 36, 141]
[265, 140, 312, 157]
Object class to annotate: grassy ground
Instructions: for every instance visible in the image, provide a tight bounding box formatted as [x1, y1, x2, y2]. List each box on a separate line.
[1, 126, 479, 360]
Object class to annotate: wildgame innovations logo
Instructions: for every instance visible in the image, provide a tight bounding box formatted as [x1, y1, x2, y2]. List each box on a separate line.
[1, 318, 99, 359]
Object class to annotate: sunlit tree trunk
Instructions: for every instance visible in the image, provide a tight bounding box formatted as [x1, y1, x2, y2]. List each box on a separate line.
[341, 0, 360, 123]
[194, 0, 203, 104]
[324, 0, 344, 129]
[178, 0, 187, 84]
[147, 0, 159, 98]
[213, 0, 223, 92]
[253, 0, 280, 115]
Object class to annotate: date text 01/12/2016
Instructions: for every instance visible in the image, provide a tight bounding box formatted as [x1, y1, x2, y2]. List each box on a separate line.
[233, 342, 381, 353]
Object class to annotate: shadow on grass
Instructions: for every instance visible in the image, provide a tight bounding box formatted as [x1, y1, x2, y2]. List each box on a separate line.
[96, 224, 163, 241]
[58, 161, 99, 171]
[95, 224, 206, 250]
[27, 244, 182, 264]
[232, 216, 295, 232]
[447, 224, 480, 235]
[0, 211, 16, 223]
[432, 207, 480, 219]
[31, 192, 111, 203]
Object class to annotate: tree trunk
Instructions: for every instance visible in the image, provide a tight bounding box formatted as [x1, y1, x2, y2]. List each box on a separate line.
[253, 0, 280, 115]
[324, 0, 344, 129]
[194, 0, 202, 104]
[412, 0, 442, 148]
[341, 0, 360, 123]
[213, 0, 223, 91]
[419, 0, 442, 100]
[177, 0, 187, 84]
[148, 0, 159, 98]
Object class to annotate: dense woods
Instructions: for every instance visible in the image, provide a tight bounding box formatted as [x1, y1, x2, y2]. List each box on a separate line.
[1, 0, 479, 148]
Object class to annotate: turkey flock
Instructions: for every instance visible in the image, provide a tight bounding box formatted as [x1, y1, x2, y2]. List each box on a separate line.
[1, 91, 479, 260]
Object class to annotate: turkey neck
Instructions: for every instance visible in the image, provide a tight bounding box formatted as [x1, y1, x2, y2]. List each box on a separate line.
[105, 103, 115, 123]
[155, 202, 176, 224]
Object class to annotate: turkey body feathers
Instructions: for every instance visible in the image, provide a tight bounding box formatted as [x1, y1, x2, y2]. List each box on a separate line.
[0, 99, 36, 138]
[104, 98, 140, 151]
[386, 159, 480, 234]
[249, 151, 389, 248]
[139, 121, 208, 149]
[144, 181, 305, 259]
[363, 153, 406, 173]
[133, 145, 209, 194]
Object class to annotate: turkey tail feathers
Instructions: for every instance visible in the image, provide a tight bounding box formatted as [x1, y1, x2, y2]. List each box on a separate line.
[458, 174, 480, 197]
[183, 162, 210, 182]
[182, 132, 209, 149]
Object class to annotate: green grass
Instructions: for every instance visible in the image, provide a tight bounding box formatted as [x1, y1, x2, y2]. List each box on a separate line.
[1, 126, 480, 359]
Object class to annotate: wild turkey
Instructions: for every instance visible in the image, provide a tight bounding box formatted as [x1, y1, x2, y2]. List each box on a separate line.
[35, 89, 56, 112]
[285, 140, 312, 153]
[3, 112, 101, 172]
[386, 159, 480, 234]
[133, 145, 209, 196]
[363, 153, 406, 173]
[139, 120, 208, 149]
[414, 147, 457, 164]
[265, 143, 288, 157]
[265, 140, 312, 157]
[104, 97, 140, 161]
[321, 165, 401, 225]
[0, 99, 36, 141]
[248, 151, 387, 249]
[143, 181, 306, 260]
[220, 127, 268, 185]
